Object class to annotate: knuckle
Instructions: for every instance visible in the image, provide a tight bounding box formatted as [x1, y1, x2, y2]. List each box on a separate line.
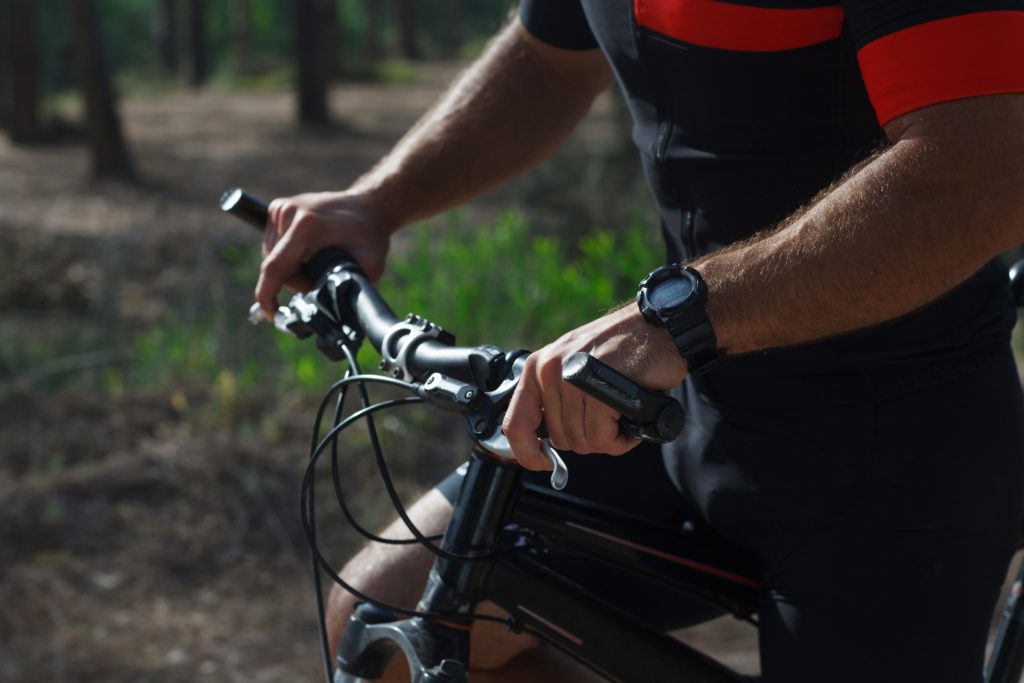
[536, 353, 562, 380]
[567, 436, 591, 455]
[259, 258, 284, 279]
[268, 199, 290, 226]
[547, 433, 568, 451]
[292, 209, 319, 233]
[501, 416, 515, 434]
[522, 353, 540, 376]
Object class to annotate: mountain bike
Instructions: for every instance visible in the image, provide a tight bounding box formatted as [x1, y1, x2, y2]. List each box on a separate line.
[221, 188, 1024, 683]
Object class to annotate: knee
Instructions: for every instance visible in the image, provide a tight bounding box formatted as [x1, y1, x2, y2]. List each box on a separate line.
[324, 489, 455, 658]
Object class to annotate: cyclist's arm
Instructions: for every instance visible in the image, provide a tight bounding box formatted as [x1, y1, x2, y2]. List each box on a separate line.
[349, 22, 611, 230]
[505, 93, 1024, 470]
[255, 19, 611, 316]
[698, 94, 1024, 355]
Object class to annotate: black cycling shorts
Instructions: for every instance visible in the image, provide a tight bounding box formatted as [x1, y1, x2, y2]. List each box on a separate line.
[435, 439, 735, 632]
[436, 344, 1024, 683]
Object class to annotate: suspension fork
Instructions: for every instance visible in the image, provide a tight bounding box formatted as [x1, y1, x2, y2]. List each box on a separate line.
[334, 452, 522, 682]
[986, 556, 1024, 683]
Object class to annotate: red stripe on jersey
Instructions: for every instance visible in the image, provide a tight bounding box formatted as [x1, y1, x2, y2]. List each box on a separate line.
[634, 0, 843, 52]
[858, 11, 1024, 127]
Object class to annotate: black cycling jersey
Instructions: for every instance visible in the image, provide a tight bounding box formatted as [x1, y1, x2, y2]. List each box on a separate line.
[520, 0, 1024, 375]
[435, 346, 1024, 682]
[505, 4, 1024, 682]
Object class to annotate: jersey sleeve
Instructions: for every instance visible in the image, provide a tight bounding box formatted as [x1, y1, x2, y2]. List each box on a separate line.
[518, 0, 600, 50]
[842, 0, 1024, 126]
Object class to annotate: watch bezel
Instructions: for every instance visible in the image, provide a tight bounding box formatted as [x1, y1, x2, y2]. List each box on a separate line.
[637, 265, 702, 321]
[636, 264, 720, 375]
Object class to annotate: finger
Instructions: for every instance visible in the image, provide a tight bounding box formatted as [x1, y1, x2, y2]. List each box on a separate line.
[255, 233, 303, 319]
[603, 422, 643, 456]
[264, 199, 294, 258]
[503, 361, 551, 471]
[533, 355, 570, 452]
[282, 273, 314, 293]
[556, 381, 590, 453]
[580, 394, 627, 455]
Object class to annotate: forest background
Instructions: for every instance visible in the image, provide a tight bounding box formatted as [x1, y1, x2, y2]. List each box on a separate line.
[1, 2, 1018, 683]
[0, 2, 725, 682]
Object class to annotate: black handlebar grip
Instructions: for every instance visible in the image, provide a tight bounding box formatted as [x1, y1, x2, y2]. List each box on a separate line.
[220, 187, 270, 231]
[219, 187, 360, 283]
[562, 352, 685, 444]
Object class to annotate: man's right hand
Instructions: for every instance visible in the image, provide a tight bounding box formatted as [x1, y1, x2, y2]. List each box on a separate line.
[255, 191, 393, 320]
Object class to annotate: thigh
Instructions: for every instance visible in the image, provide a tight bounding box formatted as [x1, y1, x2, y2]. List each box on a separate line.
[666, 345, 1024, 681]
[757, 348, 1024, 682]
[759, 528, 1015, 683]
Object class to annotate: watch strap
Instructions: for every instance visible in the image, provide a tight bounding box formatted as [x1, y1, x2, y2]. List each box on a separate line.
[664, 309, 720, 375]
[639, 265, 721, 375]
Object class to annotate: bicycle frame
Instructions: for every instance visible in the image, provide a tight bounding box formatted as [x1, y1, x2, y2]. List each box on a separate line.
[336, 450, 762, 683]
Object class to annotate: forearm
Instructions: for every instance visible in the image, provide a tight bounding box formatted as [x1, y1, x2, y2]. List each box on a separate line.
[696, 96, 1024, 356]
[352, 19, 611, 232]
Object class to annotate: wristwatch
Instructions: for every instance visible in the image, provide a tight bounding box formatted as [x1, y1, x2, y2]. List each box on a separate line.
[636, 264, 721, 375]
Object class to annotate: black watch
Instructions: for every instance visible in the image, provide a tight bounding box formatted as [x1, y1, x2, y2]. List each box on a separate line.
[636, 264, 721, 375]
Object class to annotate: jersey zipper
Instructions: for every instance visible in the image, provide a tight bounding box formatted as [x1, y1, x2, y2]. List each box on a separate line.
[684, 209, 699, 258]
[655, 118, 673, 164]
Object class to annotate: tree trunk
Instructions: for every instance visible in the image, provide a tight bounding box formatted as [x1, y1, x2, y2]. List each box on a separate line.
[231, 0, 249, 74]
[321, 0, 341, 81]
[0, 0, 15, 133]
[295, 0, 330, 125]
[364, 0, 381, 67]
[7, 0, 38, 142]
[153, 0, 178, 74]
[443, 0, 461, 59]
[69, 0, 135, 179]
[187, 0, 207, 87]
[395, 0, 420, 60]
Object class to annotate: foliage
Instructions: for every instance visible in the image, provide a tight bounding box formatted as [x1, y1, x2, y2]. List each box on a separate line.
[383, 210, 661, 352]
[26, 0, 518, 96]
[0, 208, 659, 436]
[116, 210, 661, 402]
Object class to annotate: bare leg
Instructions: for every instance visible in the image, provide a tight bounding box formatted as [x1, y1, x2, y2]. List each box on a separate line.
[325, 488, 602, 682]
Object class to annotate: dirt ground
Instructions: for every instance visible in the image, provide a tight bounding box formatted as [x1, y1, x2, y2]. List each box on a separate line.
[0, 63, 763, 683]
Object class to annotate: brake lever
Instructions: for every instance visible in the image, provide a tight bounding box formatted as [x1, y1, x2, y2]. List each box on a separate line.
[476, 415, 569, 491]
[540, 439, 569, 490]
[247, 302, 293, 330]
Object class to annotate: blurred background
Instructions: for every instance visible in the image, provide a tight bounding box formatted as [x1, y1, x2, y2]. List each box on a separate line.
[0, 2, 682, 681]
[4, 3, 1022, 683]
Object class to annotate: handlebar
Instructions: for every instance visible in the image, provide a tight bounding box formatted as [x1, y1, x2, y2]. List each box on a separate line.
[219, 187, 686, 465]
[220, 188, 507, 388]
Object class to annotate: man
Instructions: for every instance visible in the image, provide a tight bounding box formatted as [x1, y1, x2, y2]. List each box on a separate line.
[257, 2, 1024, 681]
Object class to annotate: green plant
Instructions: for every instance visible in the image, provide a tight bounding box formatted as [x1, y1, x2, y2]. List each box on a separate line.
[379, 210, 661, 352]
[30, 210, 660, 421]
[372, 59, 418, 85]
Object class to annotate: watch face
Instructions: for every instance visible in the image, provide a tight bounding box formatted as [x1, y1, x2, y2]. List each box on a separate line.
[649, 276, 695, 308]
